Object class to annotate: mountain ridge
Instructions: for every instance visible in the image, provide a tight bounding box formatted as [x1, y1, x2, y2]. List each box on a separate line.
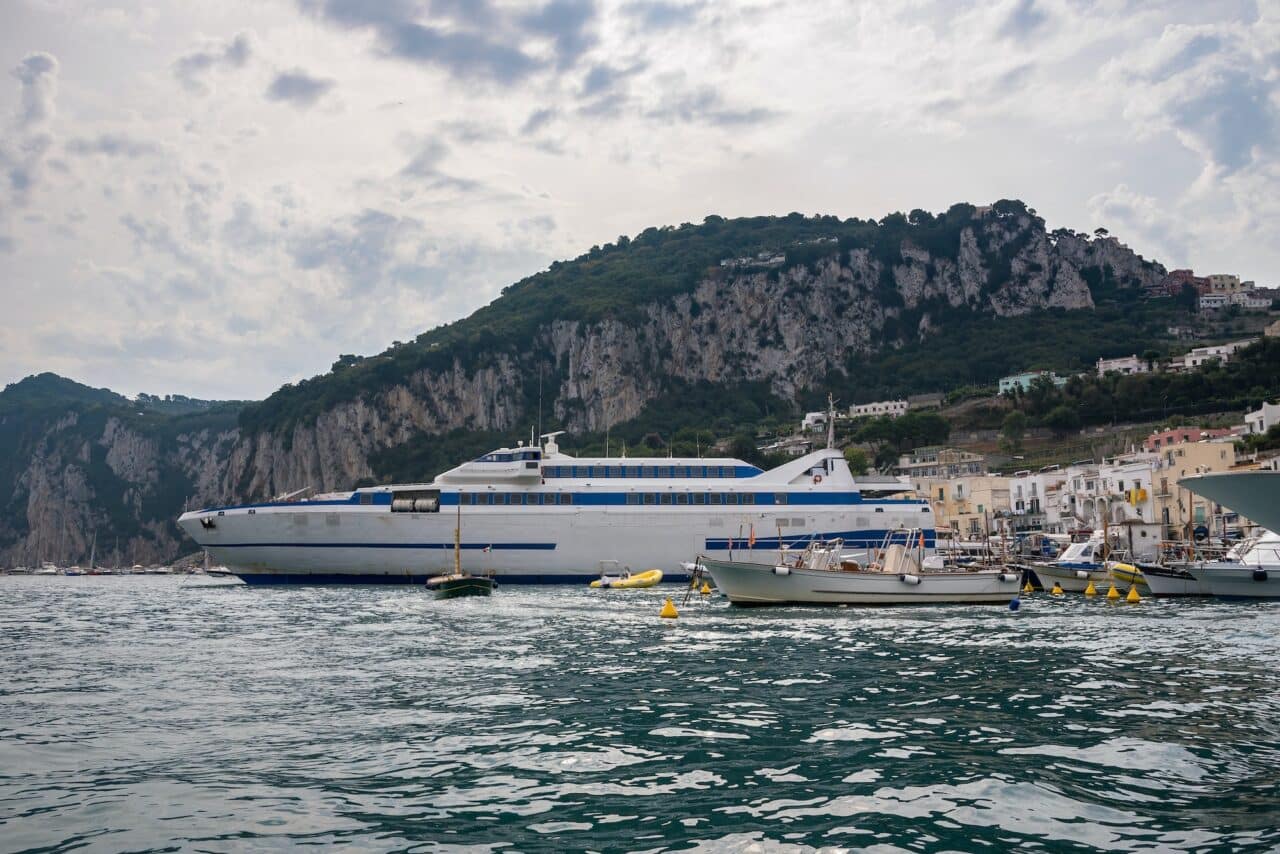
[0, 198, 1181, 565]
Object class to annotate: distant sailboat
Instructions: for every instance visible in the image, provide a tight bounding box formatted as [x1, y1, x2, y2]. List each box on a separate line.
[427, 502, 495, 599]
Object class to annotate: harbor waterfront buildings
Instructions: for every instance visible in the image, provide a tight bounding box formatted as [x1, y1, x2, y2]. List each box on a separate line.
[908, 435, 1256, 553]
[911, 475, 1011, 536]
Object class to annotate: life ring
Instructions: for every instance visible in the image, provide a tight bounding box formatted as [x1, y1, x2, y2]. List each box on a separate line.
[813, 474, 823, 484]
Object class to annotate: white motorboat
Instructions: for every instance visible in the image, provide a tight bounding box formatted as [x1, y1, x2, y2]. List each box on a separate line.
[34, 562, 60, 576]
[702, 535, 1020, 606]
[1016, 532, 1112, 592]
[1186, 531, 1280, 599]
[1138, 563, 1208, 597]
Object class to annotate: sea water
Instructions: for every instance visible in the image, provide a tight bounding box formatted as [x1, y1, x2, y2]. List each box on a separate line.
[1, 577, 1278, 852]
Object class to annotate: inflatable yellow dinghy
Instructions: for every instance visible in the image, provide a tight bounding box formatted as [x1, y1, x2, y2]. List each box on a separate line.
[590, 568, 664, 589]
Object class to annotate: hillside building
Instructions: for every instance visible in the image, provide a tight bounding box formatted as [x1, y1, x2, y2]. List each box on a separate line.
[913, 475, 1011, 536]
[1205, 273, 1247, 295]
[849, 399, 908, 419]
[1175, 339, 1257, 371]
[1007, 467, 1069, 532]
[1151, 440, 1241, 538]
[1144, 427, 1233, 451]
[897, 447, 987, 479]
[801, 412, 827, 432]
[1153, 268, 1208, 297]
[1230, 290, 1271, 310]
[1245, 402, 1280, 436]
[907, 393, 945, 410]
[998, 371, 1067, 395]
[1096, 355, 1149, 377]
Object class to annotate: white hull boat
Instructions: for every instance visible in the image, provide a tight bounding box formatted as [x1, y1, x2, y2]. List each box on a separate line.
[1031, 562, 1109, 593]
[1139, 564, 1207, 597]
[1185, 531, 1280, 599]
[703, 538, 1020, 606]
[1017, 532, 1114, 592]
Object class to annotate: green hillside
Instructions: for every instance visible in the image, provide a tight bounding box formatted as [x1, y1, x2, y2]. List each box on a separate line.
[241, 199, 1122, 437]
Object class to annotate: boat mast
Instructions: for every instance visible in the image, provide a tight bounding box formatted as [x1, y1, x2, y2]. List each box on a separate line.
[454, 500, 462, 576]
[826, 393, 836, 451]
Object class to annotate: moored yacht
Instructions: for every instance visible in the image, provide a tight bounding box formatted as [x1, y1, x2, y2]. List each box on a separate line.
[1186, 530, 1280, 599]
[703, 534, 1020, 606]
[177, 432, 936, 584]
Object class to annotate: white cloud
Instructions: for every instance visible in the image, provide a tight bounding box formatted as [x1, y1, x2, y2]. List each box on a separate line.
[0, 0, 1278, 401]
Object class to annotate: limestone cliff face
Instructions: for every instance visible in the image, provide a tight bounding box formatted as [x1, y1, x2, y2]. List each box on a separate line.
[0, 208, 1165, 566]
[3, 414, 230, 567]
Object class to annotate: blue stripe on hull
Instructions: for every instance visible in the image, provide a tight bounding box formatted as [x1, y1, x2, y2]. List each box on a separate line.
[213, 542, 557, 550]
[234, 572, 687, 586]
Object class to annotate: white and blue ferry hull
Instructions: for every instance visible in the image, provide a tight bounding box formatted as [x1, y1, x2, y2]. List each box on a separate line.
[179, 504, 934, 585]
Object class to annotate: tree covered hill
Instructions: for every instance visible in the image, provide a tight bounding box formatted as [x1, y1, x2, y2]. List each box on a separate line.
[7, 197, 1270, 566]
[239, 199, 1165, 438]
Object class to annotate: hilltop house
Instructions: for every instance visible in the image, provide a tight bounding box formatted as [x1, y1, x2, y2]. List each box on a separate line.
[1096, 355, 1149, 377]
[999, 370, 1067, 395]
[849, 399, 908, 419]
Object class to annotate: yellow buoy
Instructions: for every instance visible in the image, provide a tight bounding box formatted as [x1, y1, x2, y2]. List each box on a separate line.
[1126, 585, 1141, 603]
[1084, 581, 1097, 597]
[699, 582, 712, 595]
[1022, 581, 1034, 594]
[660, 598, 679, 619]
[1051, 583, 1063, 595]
[1107, 584, 1120, 600]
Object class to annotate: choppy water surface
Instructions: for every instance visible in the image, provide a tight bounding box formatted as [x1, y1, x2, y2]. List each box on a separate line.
[2, 578, 1278, 852]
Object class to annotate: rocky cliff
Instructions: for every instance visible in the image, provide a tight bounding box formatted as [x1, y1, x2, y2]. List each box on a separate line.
[0, 201, 1166, 565]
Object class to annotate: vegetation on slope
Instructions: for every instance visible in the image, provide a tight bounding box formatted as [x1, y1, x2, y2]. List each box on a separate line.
[1000, 337, 1280, 431]
[241, 199, 1120, 437]
[0, 374, 243, 559]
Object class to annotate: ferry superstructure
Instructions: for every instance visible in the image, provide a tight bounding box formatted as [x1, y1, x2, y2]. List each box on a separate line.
[177, 433, 936, 584]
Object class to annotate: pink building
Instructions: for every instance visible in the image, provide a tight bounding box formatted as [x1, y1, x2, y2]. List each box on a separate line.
[1144, 427, 1233, 452]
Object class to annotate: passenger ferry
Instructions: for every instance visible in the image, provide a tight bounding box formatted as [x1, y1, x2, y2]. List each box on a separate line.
[177, 432, 936, 584]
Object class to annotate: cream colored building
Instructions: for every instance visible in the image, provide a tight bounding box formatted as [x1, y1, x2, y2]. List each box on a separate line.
[1150, 440, 1241, 537]
[913, 475, 1011, 536]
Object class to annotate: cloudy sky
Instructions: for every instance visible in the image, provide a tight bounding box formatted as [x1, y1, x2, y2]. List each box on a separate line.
[1, 0, 1277, 400]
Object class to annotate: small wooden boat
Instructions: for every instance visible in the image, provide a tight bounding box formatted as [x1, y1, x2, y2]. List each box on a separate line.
[428, 502, 495, 600]
[427, 572, 495, 599]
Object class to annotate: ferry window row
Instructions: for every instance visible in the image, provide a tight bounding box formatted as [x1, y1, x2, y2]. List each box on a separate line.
[475, 450, 542, 463]
[543, 465, 739, 479]
[461, 492, 572, 505]
[627, 492, 759, 506]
